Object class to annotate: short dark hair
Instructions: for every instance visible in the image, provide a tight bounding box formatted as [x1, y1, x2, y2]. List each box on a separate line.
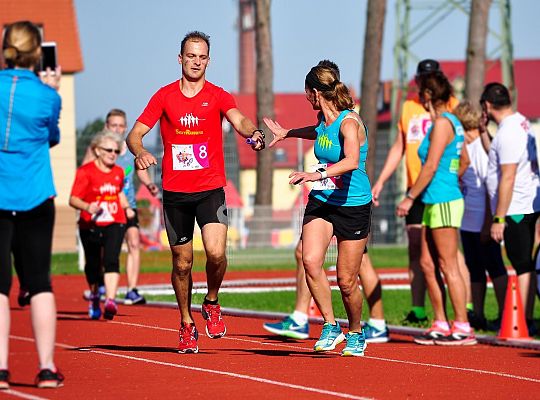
[180, 31, 210, 55]
[106, 109, 126, 123]
[480, 82, 511, 109]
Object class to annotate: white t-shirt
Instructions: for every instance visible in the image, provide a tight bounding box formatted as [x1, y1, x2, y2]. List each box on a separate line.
[486, 112, 540, 215]
[461, 138, 488, 232]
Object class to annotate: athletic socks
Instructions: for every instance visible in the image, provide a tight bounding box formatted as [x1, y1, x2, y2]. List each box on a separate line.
[367, 318, 386, 331]
[412, 306, 426, 320]
[453, 321, 472, 333]
[203, 296, 219, 305]
[291, 310, 308, 326]
[434, 320, 450, 331]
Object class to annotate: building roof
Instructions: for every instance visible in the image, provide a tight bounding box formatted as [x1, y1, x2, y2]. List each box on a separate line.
[1, 0, 83, 73]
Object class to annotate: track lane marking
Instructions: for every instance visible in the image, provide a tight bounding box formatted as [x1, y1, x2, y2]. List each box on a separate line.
[10, 335, 371, 400]
[54, 315, 540, 384]
[2, 390, 49, 400]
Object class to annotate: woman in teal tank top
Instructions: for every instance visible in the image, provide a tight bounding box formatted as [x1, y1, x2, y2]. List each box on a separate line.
[264, 62, 371, 356]
[396, 71, 476, 345]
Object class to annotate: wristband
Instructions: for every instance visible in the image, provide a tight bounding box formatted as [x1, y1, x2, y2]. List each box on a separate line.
[406, 191, 415, 200]
[252, 129, 265, 139]
[493, 215, 505, 224]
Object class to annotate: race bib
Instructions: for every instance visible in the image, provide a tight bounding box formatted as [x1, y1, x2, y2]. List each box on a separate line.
[94, 201, 115, 223]
[172, 142, 210, 171]
[407, 116, 431, 143]
[311, 163, 343, 190]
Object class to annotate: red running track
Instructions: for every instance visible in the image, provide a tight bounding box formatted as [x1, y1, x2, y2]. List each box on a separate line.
[4, 274, 540, 399]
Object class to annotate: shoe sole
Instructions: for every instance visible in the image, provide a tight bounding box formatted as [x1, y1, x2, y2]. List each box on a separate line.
[413, 338, 436, 345]
[365, 336, 390, 344]
[123, 298, 146, 306]
[314, 332, 346, 351]
[434, 338, 478, 346]
[0, 383, 9, 390]
[178, 347, 199, 354]
[37, 381, 64, 388]
[263, 325, 309, 340]
[206, 326, 226, 339]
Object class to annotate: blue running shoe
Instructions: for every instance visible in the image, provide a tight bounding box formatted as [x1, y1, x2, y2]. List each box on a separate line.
[341, 330, 367, 357]
[124, 288, 146, 305]
[363, 322, 390, 343]
[88, 293, 101, 320]
[314, 322, 345, 351]
[263, 316, 309, 339]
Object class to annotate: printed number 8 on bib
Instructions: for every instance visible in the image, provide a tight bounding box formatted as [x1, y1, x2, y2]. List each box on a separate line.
[172, 143, 210, 170]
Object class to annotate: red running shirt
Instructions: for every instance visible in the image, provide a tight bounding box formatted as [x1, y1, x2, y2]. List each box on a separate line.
[137, 80, 237, 193]
[71, 162, 127, 228]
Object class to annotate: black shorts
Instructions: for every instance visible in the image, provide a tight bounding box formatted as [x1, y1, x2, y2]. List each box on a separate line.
[504, 212, 539, 275]
[405, 194, 424, 225]
[163, 188, 228, 246]
[303, 197, 371, 240]
[126, 208, 139, 229]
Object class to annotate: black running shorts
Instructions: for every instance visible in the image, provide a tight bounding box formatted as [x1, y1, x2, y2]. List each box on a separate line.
[163, 188, 228, 246]
[303, 197, 372, 240]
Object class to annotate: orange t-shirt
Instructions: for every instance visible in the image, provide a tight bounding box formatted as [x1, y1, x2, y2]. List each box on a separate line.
[398, 95, 459, 187]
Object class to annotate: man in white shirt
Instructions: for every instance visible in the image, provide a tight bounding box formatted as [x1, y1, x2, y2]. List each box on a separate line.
[482, 82, 540, 333]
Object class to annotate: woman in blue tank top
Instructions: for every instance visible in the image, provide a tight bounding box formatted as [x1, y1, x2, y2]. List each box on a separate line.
[264, 62, 371, 357]
[396, 71, 476, 345]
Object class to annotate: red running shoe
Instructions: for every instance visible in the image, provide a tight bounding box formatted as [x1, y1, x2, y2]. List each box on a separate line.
[178, 322, 199, 354]
[103, 298, 118, 320]
[202, 303, 226, 338]
[35, 368, 64, 388]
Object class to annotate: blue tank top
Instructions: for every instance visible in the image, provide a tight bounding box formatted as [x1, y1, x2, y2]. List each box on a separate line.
[116, 144, 136, 208]
[417, 112, 464, 204]
[311, 110, 372, 206]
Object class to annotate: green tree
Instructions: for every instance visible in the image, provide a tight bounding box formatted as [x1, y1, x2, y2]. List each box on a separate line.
[76, 118, 104, 166]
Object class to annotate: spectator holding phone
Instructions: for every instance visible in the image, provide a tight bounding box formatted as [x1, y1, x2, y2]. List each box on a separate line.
[0, 20, 63, 389]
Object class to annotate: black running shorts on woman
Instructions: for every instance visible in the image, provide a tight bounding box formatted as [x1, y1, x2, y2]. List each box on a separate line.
[163, 188, 228, 246]
[303, 197, 372, 240]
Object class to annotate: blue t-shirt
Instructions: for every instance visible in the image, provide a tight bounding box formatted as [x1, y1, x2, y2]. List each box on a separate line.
[417, 112, 464, 204]
[116, 145, 137, 208]
[0, 69, 61, 211]
[311, 110, 372, 206]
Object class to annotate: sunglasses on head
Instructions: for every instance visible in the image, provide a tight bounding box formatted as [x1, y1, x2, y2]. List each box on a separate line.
[99, 147, 120, 154]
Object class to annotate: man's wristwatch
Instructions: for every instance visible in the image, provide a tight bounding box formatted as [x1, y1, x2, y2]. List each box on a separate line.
[493, 215, 505, 224]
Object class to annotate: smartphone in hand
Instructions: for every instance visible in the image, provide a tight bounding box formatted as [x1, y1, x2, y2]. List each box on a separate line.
[39, 42, 57, 73]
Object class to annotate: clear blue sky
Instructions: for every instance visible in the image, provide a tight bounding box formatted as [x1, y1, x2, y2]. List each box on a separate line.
[74, 0, 540, 129]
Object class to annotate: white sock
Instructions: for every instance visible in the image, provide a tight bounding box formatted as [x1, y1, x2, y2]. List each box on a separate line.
[367, 318, 386, 331]
[291, 310, 308, 325]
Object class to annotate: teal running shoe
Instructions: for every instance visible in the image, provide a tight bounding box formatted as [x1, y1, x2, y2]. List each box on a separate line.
[341, 330, 367, 357]
[363, 322, 390, 343]
[263, 316, 309, 339]
[314, 322, 345, 351]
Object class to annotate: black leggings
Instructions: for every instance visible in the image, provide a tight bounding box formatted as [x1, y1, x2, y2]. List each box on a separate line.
[504, 213, 539, 275]
[0, 199, 55, 297]
[460, 230, 507, 283]
[80, 224, 125, 286]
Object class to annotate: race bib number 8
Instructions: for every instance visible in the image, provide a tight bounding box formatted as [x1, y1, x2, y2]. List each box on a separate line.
[172, 143, 210, 170]
[311, 163, 343, 191]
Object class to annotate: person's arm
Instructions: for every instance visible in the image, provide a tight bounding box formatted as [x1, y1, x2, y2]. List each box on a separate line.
[396, 117, 453, 216]
[490, 163, 517, 242]
[458, 143, 470, 178]
[135, 168, 159, 196]
[69, 195, 100, 215]
[126, 121, 157, 170]
[225, 108, 265, 151]
[119, 192, 136, 219]
[263, 117, 318, 148]
[287, 117, 363, 185]
[372, 128, 406, 206]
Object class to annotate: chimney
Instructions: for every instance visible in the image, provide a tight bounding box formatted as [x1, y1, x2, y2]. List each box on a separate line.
[239, 0, 256, 94]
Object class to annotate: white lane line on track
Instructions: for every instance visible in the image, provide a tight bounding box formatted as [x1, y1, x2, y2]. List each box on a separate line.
[2, 390, 49, 400]
[10, 335, 370, 400]
[53, 316, 540, 384]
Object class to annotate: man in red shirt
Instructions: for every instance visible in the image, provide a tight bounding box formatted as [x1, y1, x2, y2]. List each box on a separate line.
[127, 31, 264, 353]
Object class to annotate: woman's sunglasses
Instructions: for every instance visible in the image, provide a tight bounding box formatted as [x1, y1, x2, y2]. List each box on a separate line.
[99, 147, 120, 155]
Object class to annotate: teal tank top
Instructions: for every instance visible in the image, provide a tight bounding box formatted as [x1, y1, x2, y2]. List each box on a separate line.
[417, 112, 464, 204]
[311, 110, 372, 206]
